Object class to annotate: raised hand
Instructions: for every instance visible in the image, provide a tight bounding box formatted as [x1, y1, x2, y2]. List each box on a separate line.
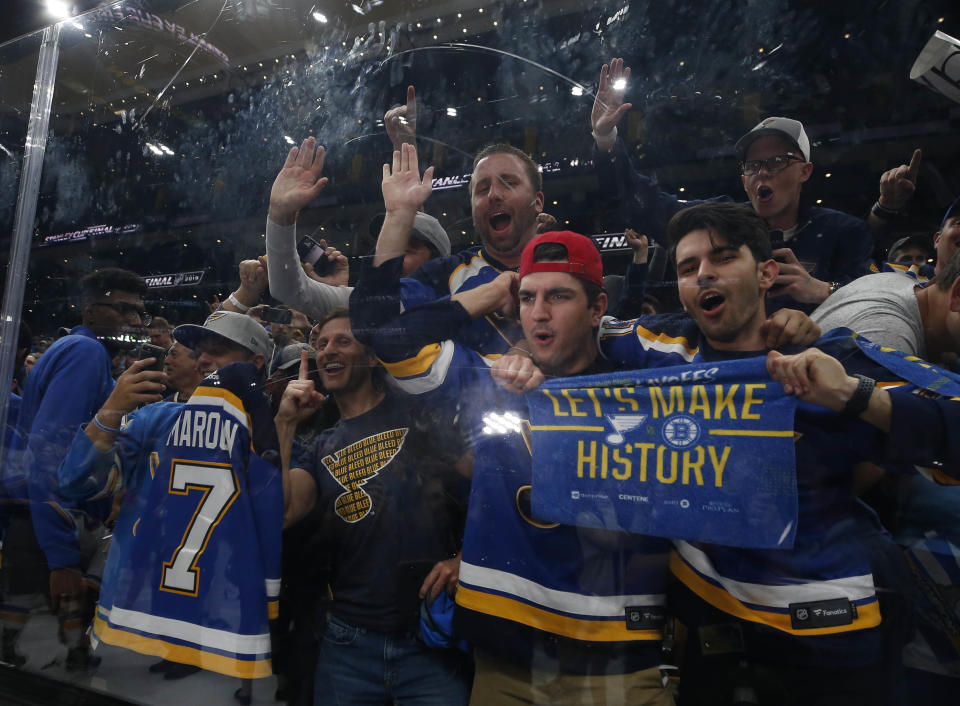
[384, 85, 418, 150]
[99, 358, 167, 420]
[536, 212, 558, 234]
[625, 228, 648, 264]
[238, 257, 269, 297]
[381, 142, 434, 215]
[276, 350, 325, 427]
[878, 148, 921, 212]
[591, 58, 633, 142]
[269, 137, 329, 226]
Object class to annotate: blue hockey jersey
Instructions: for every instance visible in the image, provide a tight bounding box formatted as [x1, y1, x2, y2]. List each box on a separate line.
[599, 317, 960, 665]
[358, 300, 671, 673]
[60, 363, 283, 679]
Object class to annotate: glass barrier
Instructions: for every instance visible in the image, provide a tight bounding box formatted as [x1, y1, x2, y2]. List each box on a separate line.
[2, 0, 960, 704]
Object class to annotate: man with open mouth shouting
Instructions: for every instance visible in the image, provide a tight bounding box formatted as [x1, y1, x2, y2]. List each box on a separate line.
[591, 58, 883, 314]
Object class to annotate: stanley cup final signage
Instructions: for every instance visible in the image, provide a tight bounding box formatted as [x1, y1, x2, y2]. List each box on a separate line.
[144, 271, 206, 289]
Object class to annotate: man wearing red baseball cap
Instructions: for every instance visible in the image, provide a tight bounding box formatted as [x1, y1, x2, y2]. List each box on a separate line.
[351, 230, 677, 705]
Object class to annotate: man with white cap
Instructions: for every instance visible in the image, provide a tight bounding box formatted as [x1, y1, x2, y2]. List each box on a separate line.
[591, 58, 876, 312]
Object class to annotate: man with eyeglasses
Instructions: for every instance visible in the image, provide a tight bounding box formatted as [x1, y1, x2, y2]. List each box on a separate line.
[591, 58, 875, 313]
[1, 268, 149, 670]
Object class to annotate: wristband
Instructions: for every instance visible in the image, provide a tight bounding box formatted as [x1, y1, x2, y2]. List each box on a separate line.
[506, 346, 532, 358]
[228, 293, 251, 312]
[871, 200, 900, 219]
[591, 126, 618, 151]
[92, 412, 123, 434]
[841, 374, 876, 417]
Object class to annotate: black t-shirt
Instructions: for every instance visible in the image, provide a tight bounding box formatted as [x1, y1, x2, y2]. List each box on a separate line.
[296, 388, 466, 631]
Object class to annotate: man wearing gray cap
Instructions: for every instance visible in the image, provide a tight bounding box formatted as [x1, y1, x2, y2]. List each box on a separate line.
[173, 310, 275, 378]
[591, 58, 876, 312]
[57, 310, 280, 682]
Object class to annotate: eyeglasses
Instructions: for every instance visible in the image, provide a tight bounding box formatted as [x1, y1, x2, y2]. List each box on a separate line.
[740, 153, 804, 176]
[94, 301, 152, 326]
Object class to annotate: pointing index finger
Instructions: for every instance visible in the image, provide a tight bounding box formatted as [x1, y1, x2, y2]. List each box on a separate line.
[299, 349, 309, 381]
[906, 148, 921, 180]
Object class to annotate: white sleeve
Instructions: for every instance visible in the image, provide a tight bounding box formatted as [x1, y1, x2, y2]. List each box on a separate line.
[264, 216, 352, 320]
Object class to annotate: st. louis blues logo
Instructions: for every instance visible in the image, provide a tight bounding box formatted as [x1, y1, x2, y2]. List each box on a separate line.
[661, 414, 701, 449]
[604, 414, 648, 444]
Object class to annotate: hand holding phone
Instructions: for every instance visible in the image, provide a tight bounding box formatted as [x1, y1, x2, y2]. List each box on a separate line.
[139, 343, 168, 372]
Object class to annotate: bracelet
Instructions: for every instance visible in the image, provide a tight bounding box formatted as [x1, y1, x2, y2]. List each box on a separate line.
[506, 346, 532, 358]
[228, 293, 250, 312]
[591, 126, 618, 150]
[841, 374, 876, 417]
[92, 412, 123, 434]
[871, 200, 900, 219]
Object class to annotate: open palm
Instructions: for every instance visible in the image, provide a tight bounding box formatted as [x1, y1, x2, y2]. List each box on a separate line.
[591, 58, 633, 136]
[381, 142, 434, 213]
[270, 136, 329, 223]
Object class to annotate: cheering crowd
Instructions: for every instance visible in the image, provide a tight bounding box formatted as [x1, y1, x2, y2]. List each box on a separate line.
[3, 57, 960, 706]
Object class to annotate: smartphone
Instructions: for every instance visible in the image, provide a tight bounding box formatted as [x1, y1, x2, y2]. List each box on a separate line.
[139, 343, 167, 371]
[297, 235, 334, 276]
[261, 307, 293, 325]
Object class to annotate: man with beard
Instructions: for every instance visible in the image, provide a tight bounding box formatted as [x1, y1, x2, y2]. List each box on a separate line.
[276, 308, 470, 705]
[1, 268, 148, 669]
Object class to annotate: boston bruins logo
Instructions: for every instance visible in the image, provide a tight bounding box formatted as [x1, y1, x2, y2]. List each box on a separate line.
[321, 428, 408, 522]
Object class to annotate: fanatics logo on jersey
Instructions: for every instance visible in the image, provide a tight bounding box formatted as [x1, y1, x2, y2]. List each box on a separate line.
[322, 428, 409, 523]
[789, 598, 856, 629]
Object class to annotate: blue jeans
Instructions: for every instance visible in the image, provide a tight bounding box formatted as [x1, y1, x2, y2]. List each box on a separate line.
[313, 614, 471, 705]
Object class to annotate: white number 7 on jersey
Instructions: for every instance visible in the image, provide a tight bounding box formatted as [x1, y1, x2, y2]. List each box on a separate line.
[160, 460, 240, 596]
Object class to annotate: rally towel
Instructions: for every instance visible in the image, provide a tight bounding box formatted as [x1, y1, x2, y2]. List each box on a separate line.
[526, 356, 798, 549]
[849, 330, 960, 396]
[93, 363, 282, 679]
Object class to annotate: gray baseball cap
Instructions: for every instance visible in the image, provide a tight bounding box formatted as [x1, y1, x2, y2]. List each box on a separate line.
[272, 342, 317, 373]
[887, 235, 935, 262]
[412, 212, 451, 257]
[174, 311, 275, 361]
[735, 117, 811, 162]
[369, 211, 451, 258]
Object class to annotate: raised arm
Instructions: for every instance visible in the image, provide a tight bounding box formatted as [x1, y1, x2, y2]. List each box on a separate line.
[373, 142, 434, 266]
[590, 58, 633, 152]
[269, 137, 329, 227]
[868, 148, 921, 232]
[384, 85, 417, 151]
[265, 137, 352, 319]
[274, 351, 323, 528]
[590, 58, 728, 244]
[221, 257, 268, 313]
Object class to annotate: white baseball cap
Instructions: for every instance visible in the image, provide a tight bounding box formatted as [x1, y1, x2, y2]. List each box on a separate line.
[735, 117, 811, 162]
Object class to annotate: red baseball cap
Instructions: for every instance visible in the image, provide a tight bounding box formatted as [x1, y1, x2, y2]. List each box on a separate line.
[519, 231, 603, 287]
